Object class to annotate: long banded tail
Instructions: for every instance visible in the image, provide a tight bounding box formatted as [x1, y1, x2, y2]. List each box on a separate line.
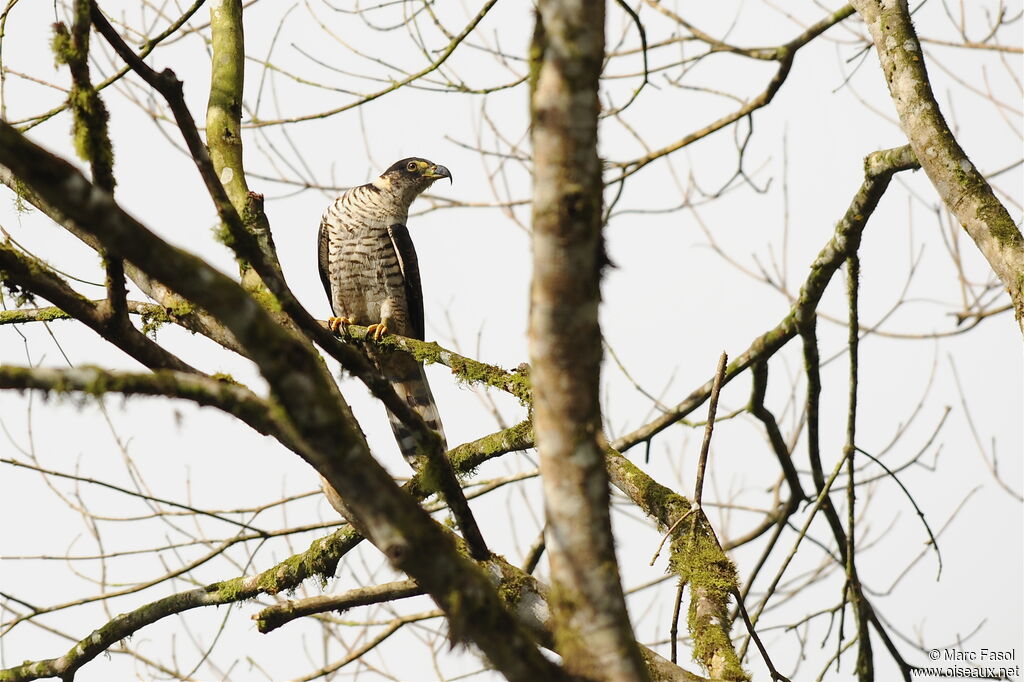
[374, 349, 489, 559]
[377, 351, 446, 463]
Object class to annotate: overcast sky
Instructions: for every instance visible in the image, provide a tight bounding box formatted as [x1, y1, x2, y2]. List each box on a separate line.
[1, 1, 1021, 680]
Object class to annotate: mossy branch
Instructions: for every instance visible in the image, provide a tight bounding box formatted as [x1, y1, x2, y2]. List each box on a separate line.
[0, 299, 177, 328]
[0, 240, 198, 373]
[334, 322, 532, 403]
[0, 364, 303, 449]
[675, 528, 747, 681]
[55, 0, 128, 324]
[851, 0, 1024, 335]
[605, 448, 746, 680]
[52, 0, 114, 191]
[446, 418, 534, 474]
[205, 0, 280, 301]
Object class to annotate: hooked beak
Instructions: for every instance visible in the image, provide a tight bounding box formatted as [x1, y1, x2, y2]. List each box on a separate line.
[427, 164, 452, 184]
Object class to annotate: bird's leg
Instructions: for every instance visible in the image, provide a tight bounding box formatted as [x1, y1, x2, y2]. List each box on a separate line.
[369, 301, 402, 342]
[366, 321, 389, 341]
[327, 316, 352, 334]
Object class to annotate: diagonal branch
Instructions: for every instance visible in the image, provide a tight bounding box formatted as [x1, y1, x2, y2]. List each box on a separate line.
[612, 145, 919, 453]
[0, 241, 198, 373]
[0, 300, 172, 327]
[850, 0, 1024, 335]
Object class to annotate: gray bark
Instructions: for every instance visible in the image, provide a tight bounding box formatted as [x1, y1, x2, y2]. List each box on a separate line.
[529, 2, 651, 680]
[851, 0, 1024, 336]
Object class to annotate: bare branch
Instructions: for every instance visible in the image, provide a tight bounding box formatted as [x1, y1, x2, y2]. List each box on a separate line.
[612, 145, 919, 453]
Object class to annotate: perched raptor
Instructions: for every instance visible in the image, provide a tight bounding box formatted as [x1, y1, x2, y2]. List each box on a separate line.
[317, 157, 452, 465]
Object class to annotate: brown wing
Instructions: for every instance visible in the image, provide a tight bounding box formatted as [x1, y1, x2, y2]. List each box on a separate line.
[387, 223, 424, 340]
[317, 219, 333, 313]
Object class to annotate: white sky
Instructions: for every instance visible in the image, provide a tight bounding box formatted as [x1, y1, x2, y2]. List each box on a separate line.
[1, 1, 1021, 681]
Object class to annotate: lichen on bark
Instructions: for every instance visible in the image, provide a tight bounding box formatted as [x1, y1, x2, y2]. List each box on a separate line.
[851, 0, 1024, 334]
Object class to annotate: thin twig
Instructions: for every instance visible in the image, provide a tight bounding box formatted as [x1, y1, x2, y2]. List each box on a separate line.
[692, 351, 728, 510]
[670, 579, 685, 664]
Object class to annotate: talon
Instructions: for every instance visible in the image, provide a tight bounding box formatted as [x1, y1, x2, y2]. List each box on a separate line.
[328, 316, 352, 334]
[366, 322, 389, 341]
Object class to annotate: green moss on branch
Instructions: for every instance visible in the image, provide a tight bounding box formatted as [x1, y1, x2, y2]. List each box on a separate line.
[339, 323, 532, 403]
[604, 449, 747, 680]
[673, 527, 747, 681]
[51, 8, 115, 191]
[0, 306, 72, 324]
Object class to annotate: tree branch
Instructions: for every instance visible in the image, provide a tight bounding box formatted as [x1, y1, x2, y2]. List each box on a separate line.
[0, 364, 298, 448]
[255, 579, 423, 634]
[850, 0, 1024, 334]
[0, 241, 198, 373]
[612, 145, 919, 453]
[530, 2, 649, 679]
[0, 299, 156, 325]
[205, 0, 280, 296]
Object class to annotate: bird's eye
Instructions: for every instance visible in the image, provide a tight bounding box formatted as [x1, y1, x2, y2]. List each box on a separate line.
[406, 162, 418, 172]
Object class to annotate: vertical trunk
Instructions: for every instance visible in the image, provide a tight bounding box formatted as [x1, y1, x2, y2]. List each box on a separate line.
[529, 2, 650, 680]
[206, 0, 279, 295]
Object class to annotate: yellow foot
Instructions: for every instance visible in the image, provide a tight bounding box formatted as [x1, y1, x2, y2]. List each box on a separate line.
[327, 316, 352, 334]
[366, 322, 389, 341]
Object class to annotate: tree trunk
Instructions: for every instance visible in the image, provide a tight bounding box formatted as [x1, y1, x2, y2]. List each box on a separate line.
[529, 2, 650, 680]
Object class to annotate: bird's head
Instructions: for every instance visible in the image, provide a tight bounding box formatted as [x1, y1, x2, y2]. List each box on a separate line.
[375, 157, 452, 205]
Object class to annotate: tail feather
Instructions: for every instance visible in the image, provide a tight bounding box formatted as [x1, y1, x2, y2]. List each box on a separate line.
[376, 350, 447, 464]
[373, 347, 490, 559]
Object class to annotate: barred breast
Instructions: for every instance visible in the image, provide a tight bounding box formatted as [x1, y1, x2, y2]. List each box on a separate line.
[322, 184, 412, 335]
[319, 177, 446, 467]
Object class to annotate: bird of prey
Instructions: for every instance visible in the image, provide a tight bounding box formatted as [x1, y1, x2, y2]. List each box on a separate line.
[317, 157, 452, 465]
